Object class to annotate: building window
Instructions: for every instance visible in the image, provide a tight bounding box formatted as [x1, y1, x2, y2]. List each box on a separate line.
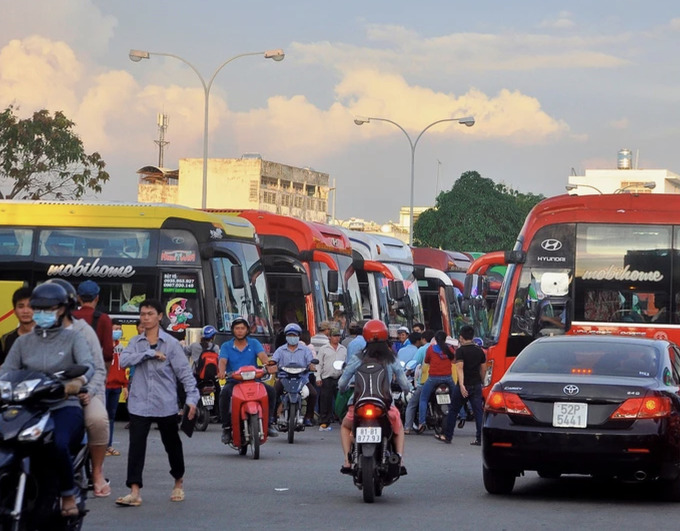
[249, 181, 258, 201]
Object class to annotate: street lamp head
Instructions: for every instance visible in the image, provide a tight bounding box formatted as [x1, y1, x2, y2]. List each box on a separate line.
[644, 181, 657, 190]
[457, 116, 475, 127]
[354, 116, 370, 126]
[565, 184, 577, 191]
[264, 49, 285, 61]
[129, 49, 150, 62]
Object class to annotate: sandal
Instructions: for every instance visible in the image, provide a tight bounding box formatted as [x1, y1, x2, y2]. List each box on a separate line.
[61, 504, 79, 518]
[434, 434, 451, 444]
[115, 493, 142, 507]
[105, 447, 121, 457]
[416, 424, 426, 434]
[94, 480, 111, 498]
[170, 487, 185, 502]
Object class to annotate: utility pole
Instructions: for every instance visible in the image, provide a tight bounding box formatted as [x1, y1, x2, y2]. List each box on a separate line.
[154, 113, 170, 167]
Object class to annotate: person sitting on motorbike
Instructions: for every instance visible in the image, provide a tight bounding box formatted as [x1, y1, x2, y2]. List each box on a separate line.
[337, 319, 410, 475]
[417, 330, 456, 434]
[271, 323, 317, 427]
[218, 316, 279, 444]
[3, 283, 94, 518]
[183, 325, 219, 368]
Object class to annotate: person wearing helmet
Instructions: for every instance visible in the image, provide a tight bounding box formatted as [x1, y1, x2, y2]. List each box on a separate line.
[217, 316, 279, 443]
[337, 320, 410, 475]
[184, 325, 219, 367]
[46, 279, 111, 498]
[3, 283, 94, 517]
[271, 323, 318, 427]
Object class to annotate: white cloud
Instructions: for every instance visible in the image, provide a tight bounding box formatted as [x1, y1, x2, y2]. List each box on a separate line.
[609, 118, 629, 130]
[538, 11, 575, 30]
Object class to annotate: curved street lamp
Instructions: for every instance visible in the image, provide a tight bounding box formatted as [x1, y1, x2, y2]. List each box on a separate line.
[129, 48, 285, 209]
[614, 181, 656, 194]
[353, 115, 475, 245]
[565, 184, 604, 195]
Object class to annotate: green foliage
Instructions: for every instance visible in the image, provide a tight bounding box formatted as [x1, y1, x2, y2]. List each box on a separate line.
[0, 105, 109, 200]
[413, 170, 544, 252]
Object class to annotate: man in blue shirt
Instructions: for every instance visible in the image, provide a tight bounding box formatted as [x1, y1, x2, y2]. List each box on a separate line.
[272, 323, 317, 426]
[397, 332, 422, 364]
[218, 317, 278, 443]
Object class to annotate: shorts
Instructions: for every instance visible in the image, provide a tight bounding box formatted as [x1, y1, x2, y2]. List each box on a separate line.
[342, 404, 403, 433]
[84, 395, 110, 446]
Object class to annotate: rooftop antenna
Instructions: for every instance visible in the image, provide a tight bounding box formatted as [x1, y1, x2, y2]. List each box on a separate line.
[154, 113, 170, 167]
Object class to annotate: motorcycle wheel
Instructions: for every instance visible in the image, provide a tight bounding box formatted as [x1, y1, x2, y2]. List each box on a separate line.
[249, 414, 260, 460]
[361, 455, 376, 503]
[195, 404, 210, 432]
[287, 402, 298, 444]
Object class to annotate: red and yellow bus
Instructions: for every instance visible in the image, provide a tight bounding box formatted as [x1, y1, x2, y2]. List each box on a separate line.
[484, 193, 680, 393]
[0, 201, 273, 348]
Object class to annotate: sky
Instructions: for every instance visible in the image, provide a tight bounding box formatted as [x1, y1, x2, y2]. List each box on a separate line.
[2, 1, 680, 223]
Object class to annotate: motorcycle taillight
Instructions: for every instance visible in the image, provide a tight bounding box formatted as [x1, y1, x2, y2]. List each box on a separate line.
[356, 403, 386, 419]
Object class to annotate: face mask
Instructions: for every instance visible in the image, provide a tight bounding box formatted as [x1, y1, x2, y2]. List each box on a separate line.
[34, 310, 58, 329]
[286, 336, 300, 346]
[112, 330, 123, 341]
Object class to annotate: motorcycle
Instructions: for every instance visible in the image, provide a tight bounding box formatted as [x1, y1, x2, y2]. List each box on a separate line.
[392, 360, 416, 424]
[0, 366, 90, 531]
[276, 359, 318, 444]
[225, 365, 269, 460]
[194, 377, 218, 432]
[426, 382, 451, 436]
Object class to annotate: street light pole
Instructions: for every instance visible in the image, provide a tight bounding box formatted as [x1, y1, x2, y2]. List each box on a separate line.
[129, 48, 284, 209]
[354, 115, 474, 245]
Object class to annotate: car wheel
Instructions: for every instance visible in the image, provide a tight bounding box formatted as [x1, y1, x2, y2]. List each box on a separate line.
[483, 464, 516, 495]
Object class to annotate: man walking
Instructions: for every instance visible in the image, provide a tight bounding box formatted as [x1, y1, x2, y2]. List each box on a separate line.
[116, 299, 198, 507]
[316, 327, 347, 430]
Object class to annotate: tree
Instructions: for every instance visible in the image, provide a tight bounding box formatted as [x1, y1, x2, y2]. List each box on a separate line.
[0, 105, 109, 200]
[413, 171, 544, 252]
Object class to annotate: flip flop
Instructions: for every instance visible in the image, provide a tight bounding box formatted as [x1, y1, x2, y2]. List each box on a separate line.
[170, 487, 185, 502]
[115, 494, 142, 507]
[434, 434, 451, 444]
[105, 447, 121, 457]
[94, 480, 111, 498]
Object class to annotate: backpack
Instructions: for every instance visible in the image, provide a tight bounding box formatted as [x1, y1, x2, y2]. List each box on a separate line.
[353, 354, 392, 408]
[195, 349, 219, 380]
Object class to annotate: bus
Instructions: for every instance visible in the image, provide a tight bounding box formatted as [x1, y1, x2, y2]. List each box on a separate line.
[483, 192, 680, 393]
[0, 201, 273, 348]
[341, 229, 423, 335]
[236, 211, 363, 339]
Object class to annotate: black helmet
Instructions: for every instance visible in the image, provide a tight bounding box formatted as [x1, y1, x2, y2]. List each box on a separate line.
[30, 283, 69, 309]
[46, 278, 78, 310]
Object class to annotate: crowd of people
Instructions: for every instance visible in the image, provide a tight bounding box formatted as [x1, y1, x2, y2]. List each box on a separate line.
[0, 282, 486, 512]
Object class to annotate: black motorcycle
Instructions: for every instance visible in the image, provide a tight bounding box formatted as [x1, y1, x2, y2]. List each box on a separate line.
[276, 360, 318, 444]
[426, 382, 451, 436]
[194, 377, 219, 432]
[0, 366, 90, 531]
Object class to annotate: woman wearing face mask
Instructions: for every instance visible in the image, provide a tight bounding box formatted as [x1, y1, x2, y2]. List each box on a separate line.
[3, 283, 94, 518]
[105, 323, 129, 456]
[271, 323, 318, 426]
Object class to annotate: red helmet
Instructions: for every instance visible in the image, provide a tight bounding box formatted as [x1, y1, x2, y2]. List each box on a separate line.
[362, 320, 388, 343]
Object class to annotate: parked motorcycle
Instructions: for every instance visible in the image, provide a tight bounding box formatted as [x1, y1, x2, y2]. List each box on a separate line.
[426, 382, 451, 436]
[0, 366, 90, 531]
[276, 359, 318, 444]
[194, 377, 218, 432]
[225, 365, 269, 460]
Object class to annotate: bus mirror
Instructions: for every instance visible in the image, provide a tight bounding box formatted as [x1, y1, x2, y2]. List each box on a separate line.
[388, 280, 405, 301]
[413, 266, 426, 280]
[230, 265, 245, 290]
[327, 270, 339, 293]
[504, 250, 526, 264]
[301, 274, 312, 295]
[460, 299, 470, 313]
[463, 275, 473, 298]
[444, 285, 455, 304]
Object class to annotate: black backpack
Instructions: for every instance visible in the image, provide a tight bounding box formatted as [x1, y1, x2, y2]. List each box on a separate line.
[353, 354, 392, 407]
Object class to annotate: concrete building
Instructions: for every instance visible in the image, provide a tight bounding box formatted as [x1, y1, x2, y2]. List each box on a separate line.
[566, 149, 680, 195]
[137, 156, 331, 223]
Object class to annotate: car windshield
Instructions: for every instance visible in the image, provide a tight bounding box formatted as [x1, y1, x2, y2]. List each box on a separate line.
[509, 341, 659, 378]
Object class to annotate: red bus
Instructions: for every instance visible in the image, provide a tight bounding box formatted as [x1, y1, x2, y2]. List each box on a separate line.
[484, 193, 680, 394]
[237, 211, 363, 339]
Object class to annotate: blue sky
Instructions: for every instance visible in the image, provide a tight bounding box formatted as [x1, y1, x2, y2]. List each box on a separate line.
[2, 1, 680, 222]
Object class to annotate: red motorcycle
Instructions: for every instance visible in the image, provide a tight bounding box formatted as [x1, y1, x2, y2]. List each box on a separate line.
[227, 365, 269, 459]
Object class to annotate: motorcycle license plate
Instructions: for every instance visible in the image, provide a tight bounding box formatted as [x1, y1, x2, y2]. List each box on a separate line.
[201, 394, 215, 407]
[436, 393, 451, 405]
[356, 427, 382, 443]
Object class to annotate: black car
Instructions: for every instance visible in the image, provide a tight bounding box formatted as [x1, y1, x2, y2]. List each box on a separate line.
[482, 335, 680, 499]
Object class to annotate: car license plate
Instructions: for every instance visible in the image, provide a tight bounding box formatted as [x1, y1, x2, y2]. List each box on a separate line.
[552, 402, 587, 428]
[356, 427, 382, 443]
[436, 393, 451, 405]
[202, 394, 214, 407]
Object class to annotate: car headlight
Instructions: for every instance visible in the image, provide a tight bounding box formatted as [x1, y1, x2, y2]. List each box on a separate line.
[0, 381, 12, 401]
[18, 413, 50, 442]
[13, 379, 41, 402]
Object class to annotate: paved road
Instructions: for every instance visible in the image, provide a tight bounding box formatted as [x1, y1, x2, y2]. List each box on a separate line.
[86, 420, 670, 531]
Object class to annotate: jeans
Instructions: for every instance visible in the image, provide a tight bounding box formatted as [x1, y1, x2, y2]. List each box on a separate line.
[51, 406, 84, 497]
[404, 387, 422, 430]
[418, 375, 455, 426]
[444, 383, 484, 441]
[105, 387, 122, 447]
[126, 413, 184, 489]
[219, 380, 276, 428]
